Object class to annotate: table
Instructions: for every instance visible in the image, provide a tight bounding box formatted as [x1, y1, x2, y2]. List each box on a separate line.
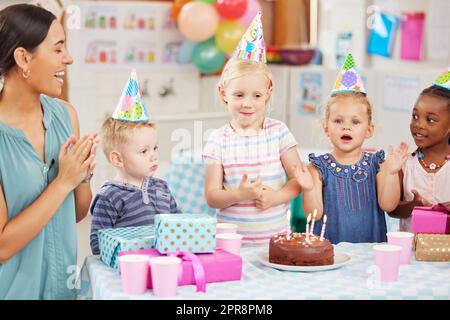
[77, 242, 450, 300]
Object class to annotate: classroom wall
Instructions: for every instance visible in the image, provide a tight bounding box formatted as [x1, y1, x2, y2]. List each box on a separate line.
[318, 0, 450, 70]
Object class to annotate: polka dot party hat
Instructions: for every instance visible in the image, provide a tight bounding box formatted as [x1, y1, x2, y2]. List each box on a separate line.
[331, 52, 366, 95]
[112, 69, 151, 122]
[232, 12, 266, 64]
[432, 66, 450, 91]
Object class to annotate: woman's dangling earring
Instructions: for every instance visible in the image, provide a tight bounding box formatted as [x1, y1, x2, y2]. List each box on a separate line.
[22, 69, 30, 79]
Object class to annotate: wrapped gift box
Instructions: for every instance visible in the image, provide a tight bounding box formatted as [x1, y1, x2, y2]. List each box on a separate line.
[98, 225, 155, 269]
[415, 234, 450, 262]
[154, 214, 216, 254]
[119, 248, 242, 290]
[411, 205, 450, 234]
[166, 150, 216, 215]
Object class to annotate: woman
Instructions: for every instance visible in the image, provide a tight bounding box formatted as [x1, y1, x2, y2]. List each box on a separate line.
[0, 4, 97, 299]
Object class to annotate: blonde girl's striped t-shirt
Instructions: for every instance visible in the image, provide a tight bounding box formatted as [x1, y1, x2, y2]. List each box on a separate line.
[203, 117, 298, 246]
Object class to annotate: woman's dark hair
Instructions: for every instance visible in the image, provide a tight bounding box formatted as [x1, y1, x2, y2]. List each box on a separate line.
[0, 4, 56, 78]
[418, 84, 450, 108]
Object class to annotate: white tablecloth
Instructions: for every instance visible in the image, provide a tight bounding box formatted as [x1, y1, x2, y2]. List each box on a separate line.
[77, 242, 450, 300]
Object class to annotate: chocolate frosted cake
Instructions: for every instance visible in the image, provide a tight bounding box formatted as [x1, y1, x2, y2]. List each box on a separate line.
[269, 233, 334, 266]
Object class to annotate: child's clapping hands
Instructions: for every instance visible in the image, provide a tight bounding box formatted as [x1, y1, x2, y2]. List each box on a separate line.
[238, 174, 263, 200]
[294, 160, 314, 192]
[384, 142, 409, 174]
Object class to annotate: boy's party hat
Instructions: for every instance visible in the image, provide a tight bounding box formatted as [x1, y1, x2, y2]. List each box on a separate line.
[432, 66, 450, 90]
[331, 52, 366, 95]
[112, 69, 151, 122]
[232, 12, 266, 63]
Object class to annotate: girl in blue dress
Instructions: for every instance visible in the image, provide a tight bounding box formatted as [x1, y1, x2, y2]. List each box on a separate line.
[0, 4, 97, 299]
[294, 53, 409, 244]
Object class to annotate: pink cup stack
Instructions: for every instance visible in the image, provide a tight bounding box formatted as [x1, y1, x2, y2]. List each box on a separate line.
[149, 256, 182, 297]
[373, 244, 402, 282]
[118, 254, 149, 294]
[216, 233, 243, 256]
[387, 232, 415, 265]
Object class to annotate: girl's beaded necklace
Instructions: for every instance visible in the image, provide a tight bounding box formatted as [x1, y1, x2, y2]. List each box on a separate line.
[414, 148, 450, 171]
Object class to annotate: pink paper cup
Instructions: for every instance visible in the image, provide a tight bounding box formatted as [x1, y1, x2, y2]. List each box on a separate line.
[387, 231, 415, 265]
[149, 256, 181, 297]
[216, 223, 238, 234]
[216, 233, 243, 256]
[118, 254, 149, 294]
[373, 244, 402, 282]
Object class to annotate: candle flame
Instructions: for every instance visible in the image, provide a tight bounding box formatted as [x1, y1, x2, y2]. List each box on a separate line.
[324, 215, 327, 223]
[307, 213, 312, 223]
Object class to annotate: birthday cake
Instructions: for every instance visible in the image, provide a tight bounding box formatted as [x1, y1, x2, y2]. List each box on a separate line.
[268, 233, 334, 266]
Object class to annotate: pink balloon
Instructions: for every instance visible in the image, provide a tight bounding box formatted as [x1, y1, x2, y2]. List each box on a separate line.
[239, 0, 261, 28]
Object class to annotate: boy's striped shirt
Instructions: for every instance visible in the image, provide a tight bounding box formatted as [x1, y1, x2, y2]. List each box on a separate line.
[90, 177, 181, 254]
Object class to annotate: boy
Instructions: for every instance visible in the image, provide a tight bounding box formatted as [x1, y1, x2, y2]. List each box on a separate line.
[90, 70, 181, 254]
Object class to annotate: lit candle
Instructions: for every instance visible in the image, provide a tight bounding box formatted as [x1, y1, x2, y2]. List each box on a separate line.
[310, 209, 317, 236]
[305, 213, 311, 240]
[320, 215, 328, 241]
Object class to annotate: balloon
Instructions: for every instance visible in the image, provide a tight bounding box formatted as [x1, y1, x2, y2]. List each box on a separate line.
[172, 0, 191, 21]
[178, 2, 219, 42]
[177, 39, 197, 64]
[239, 0, 261, 27]
[192, 38, 226, 74]
[216, 0, 247, 20]
[215, 20, 245, 54]
[197, 0, 217, 4]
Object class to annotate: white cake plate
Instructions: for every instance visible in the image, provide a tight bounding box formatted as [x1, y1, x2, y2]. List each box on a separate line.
[256, 251, 351, 272]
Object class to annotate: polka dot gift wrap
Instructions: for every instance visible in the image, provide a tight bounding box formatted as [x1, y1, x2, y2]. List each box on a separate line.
[98, 225, 155, 269]
[154, 214, 217, 254]
[415, 234, 450, 262]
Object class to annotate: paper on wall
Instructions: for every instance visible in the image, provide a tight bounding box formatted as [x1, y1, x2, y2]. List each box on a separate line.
[383, 75, 420, 112]
[296, 72, 323, 116]
[66, 1, 183, 69]
[427, 0, 450, 60]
